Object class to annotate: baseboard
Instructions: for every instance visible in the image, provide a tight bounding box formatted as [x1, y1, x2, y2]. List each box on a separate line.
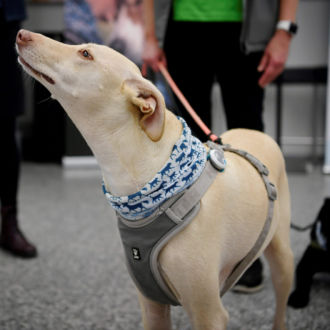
[323, 164, 330, 174]
[62, 156, 98, 168]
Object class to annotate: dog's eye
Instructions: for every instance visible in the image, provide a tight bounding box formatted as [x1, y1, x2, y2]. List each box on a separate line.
[79, 49, 93, 60]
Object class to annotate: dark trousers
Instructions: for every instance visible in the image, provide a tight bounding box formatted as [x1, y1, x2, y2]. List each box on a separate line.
[0, 14, 22, 208]
[164, 21, 264, 141]
[0, 117, 20, 207]
[0, 15, 24, 117]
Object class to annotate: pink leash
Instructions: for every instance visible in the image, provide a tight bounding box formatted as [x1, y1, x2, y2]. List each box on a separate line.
[157, 62, 221, 144]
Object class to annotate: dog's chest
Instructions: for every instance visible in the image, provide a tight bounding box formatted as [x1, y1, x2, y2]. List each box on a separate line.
[113, 141, 278, 305]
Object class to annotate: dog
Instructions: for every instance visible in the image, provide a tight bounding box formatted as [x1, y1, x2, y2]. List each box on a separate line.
[288, 198, 330, 309]
[16, 29, 294, 330]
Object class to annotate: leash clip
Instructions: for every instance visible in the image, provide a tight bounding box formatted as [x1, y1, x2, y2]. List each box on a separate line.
[207, 133, 223, 145]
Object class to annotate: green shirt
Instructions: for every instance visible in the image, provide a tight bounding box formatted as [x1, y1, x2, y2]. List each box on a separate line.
[173, 0, 243, 22]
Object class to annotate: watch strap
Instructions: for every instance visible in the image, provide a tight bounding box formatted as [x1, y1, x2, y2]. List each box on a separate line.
[276, 20, 298, 35]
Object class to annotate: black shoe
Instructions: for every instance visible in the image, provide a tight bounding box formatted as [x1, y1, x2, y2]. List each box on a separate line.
[232, 259, 263, 293]
[0, 206, 38, 258]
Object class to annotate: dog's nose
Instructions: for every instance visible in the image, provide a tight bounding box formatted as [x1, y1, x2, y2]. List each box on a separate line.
[16, 29, 33, 46]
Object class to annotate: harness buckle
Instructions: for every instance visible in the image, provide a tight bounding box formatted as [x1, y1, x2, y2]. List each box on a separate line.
[208, 149, 226, 172]
[267, 181, 277, 201]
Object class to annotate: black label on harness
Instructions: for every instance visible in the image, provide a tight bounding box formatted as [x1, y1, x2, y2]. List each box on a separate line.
[132, 247, 141, 260]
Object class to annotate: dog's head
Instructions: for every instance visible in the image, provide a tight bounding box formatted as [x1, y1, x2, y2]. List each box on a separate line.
[16, 29, 165, 141]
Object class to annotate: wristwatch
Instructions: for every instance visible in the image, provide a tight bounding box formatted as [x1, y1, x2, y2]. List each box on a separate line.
[276, 20, 298, 36]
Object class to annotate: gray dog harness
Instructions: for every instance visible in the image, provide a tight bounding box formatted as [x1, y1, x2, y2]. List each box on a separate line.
[116, 142, 277, 305]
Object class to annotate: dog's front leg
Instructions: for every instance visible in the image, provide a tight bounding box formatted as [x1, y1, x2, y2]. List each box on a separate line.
[137, 290, 172, 330]
[182, 291, 229, 330]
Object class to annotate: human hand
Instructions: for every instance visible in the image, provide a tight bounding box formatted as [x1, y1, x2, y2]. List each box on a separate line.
[257, 30, 292, 88]
[142, 36, 167, 75]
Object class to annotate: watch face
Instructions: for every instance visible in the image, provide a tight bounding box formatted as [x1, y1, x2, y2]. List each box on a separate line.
[289, 23, 298, 35]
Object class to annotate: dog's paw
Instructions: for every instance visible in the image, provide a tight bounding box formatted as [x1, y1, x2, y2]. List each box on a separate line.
[288, 290, 310, 308]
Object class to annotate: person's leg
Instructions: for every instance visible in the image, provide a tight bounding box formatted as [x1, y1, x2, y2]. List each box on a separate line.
[0, 116, 37, 258]
[0, 117, 20, 207]
[216, 23, 264, 131]
[0, 17, 37, 258]
[164, 20, 215, 141]
[216, 23, 265, 292]
[226, 47, 265, 288]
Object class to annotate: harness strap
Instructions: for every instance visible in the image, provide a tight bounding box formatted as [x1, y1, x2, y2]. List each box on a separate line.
[217, 143, 277, 296]
[169, 142, 277, 297]
[165, 160, 219, 223]
[117, 142, 277, 305]
[116, 157, 220, 306]
[221, 145, 277, 201]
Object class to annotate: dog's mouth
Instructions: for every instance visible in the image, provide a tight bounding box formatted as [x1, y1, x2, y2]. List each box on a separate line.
[18, 56, 55, 85]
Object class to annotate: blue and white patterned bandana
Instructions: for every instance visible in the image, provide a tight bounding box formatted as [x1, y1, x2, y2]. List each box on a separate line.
[103, 117, 207, 220]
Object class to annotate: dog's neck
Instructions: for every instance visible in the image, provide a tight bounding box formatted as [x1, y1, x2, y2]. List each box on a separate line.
[65, 106, 182, 196]
[97, 111, 182, 196]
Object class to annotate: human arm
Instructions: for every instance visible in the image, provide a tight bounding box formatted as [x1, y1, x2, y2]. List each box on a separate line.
[142, 0, 167, 73]
[258, 0, 299, 88]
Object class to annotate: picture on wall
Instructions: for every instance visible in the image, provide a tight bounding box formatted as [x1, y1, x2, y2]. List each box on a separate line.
[64, 0, 144, 65]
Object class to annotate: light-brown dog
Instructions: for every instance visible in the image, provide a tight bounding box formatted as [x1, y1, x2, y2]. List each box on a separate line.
[16, 29, 294, 330]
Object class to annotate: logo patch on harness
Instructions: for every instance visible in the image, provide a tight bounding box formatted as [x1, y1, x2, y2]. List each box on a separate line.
[132, 247, 141, 260]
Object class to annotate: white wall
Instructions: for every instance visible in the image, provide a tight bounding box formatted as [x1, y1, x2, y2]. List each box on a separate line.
[324, 10, 330, 173]
[287, 0, 329, 68]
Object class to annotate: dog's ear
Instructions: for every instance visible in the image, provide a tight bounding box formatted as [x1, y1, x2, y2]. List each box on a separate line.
[122, 78, 165, 141]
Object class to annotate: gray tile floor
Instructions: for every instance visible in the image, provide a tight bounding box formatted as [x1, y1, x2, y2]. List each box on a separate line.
[1, 163, 330, 330]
